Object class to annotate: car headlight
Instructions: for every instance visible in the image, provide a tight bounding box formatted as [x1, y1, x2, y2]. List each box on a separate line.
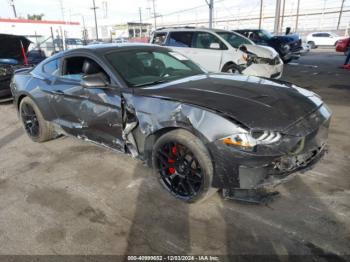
[281, 44, 290, 53]
[220, 130, 282, 151]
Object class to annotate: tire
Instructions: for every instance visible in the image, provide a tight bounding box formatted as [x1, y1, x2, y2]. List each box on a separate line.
[222, 63, 241, 74]
[308, 41, 316, 49]
[152, 129, 217, 203]
[19, 96, 55, 142]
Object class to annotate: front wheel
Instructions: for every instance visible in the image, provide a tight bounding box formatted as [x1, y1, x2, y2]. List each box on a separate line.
[19, 97, 55, 142]
[222, 63, 241, 74]
[152, 129, 216, 203]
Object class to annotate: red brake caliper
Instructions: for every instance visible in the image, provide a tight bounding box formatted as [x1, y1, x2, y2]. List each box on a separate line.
[168, 146, 177, 174]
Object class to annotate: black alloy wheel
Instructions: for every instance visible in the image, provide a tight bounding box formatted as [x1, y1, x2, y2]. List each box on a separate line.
[21, 102, 40, 138]
[156, 142, 204, 200]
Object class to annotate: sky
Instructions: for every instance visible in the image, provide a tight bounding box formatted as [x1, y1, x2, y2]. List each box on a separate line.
[0, 0, 349, 30]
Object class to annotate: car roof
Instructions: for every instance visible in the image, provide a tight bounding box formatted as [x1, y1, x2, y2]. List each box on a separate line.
[154, 27, 230, 33]
[61, 43, 169, 55]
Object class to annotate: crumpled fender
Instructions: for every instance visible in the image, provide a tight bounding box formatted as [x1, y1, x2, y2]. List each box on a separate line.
[121, 93, 241, 163]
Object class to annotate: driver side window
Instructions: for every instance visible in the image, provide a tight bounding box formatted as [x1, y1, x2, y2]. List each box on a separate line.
[193, 32, 226, 50]
[61, 56, 109, 83]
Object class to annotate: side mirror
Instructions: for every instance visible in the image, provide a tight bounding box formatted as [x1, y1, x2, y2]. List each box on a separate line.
[209, 43, 220, 49]
[81, 73, 108, 88]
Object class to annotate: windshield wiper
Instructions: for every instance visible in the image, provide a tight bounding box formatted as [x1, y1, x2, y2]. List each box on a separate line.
[133, 78, 171, 87]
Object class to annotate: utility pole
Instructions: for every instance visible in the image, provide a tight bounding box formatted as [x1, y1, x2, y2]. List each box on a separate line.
[152, 0, 157, 29]
[295, 0, 300, 32]
[206, 0, 214, 29]
[139, 7, 143, 38]
[337, 0, 345, 30]
[9, 0, 17, 18]
[59, 0, 65, 22]
[280, 0, 286, 34]
[274, 0, 282, 34]
[259, 0, 263, 29]
[91, 0, 99, 40]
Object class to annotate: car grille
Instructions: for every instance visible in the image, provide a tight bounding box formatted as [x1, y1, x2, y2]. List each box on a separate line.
[290, 39, 302, 52]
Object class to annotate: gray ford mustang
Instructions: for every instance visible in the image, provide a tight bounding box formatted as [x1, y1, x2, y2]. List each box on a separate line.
[11, 43, 331, 203]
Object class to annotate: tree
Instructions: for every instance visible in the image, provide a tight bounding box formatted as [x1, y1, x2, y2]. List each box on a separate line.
[27, 14, 44, 20]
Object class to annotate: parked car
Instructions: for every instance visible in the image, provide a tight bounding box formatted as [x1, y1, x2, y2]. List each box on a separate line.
[336, 37, 350, 56]
[27, 49, 47, 64]
[112, 38, 128, 43]
[306, 32, 347, 48]
[235, 29, 302, 63]
[0, 34, 32, 101]
[151, 27, 283, 79]
[11, 44, 331, 203]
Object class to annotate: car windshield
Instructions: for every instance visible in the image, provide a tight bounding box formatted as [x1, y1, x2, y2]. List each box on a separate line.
[259, 30, 274, 40]
[216, 31, 252, 48]
[105, 49, 204, 87]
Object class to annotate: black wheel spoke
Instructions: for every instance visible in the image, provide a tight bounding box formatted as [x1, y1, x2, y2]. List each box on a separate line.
[157, 142, 203, 199]
[21, 103, 39, 138]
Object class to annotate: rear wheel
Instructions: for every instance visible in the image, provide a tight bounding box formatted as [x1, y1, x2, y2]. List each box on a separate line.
[152, 129, 216, 203]
[19, 97, 55, 142]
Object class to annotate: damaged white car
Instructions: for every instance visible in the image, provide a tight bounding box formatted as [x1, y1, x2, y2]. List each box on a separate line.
[151, 27, 283, 79]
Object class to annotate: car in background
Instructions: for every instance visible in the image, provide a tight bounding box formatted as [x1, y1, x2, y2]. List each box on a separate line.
[306, 32, 347, 48]
[65, 38, 84, 49]
[27, 49, 47, 64]
[235, 29, 302, 63]
[151, 27, 283, 79]
[112, 38, 129, 44]
[0, 34, 32, 101]
[11, 44, 331, 203]
[53, 38, 85, 51]
[336, 37, 350, 56]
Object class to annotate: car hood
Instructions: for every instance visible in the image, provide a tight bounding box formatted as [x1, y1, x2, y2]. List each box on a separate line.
[0, 34, 31, 62]
[272, 34, 300, 44]
[134, 74, 323, 134]
[243, 44, 278, 59]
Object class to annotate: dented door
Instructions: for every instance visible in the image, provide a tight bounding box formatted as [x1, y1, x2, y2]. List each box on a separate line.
[79, 86, 124, 151]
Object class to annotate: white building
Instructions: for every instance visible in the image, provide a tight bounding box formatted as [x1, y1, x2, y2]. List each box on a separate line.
[0, 18, 82, 41]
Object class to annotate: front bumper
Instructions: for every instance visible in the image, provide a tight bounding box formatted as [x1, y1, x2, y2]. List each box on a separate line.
[208, 105, 331, 190]
[242, 59, 284, 79]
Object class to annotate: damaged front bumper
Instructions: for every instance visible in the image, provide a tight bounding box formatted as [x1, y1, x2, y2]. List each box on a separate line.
[242, 58, 283, 79]
[208, 105, 331, 191]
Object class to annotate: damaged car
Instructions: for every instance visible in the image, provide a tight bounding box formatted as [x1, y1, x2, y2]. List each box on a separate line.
[0, 34, 32, 101]
[235, 29, 303, 63]
[11, 44, 331, 203]
[151, 27, 283, 79]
